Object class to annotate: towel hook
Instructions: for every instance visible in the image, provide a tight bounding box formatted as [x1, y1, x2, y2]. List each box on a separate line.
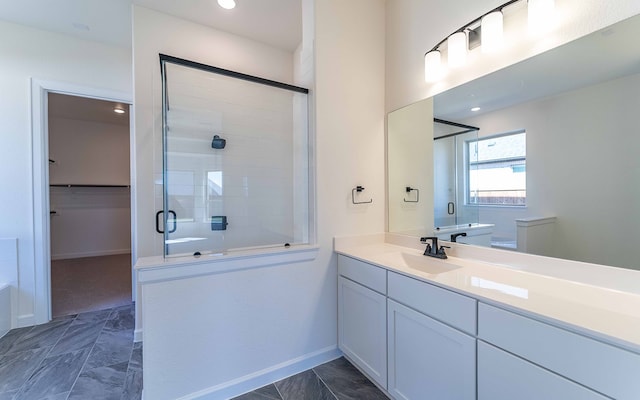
[404, 186, 419, 203]
[352, 186, 373, 204]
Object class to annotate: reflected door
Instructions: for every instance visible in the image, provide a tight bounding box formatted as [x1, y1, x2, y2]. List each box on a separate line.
[434, 136, 457, 227]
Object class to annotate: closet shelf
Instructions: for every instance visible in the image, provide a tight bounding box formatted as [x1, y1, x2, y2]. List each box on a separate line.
[50, 184, 130, 188]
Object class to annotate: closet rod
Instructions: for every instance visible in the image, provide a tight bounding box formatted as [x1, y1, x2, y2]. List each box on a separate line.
[49, 184, 130, 188]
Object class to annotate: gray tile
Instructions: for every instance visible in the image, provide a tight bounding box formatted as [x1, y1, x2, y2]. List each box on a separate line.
[85, 329, 133, 370]
[105, 305, 135, 332]
[128, 344, 142, 371]
[67, 362, 128, 400]
[233, 384, 282, 400]
[0, 327, 33, 356]
[75, 309, 111, 324]
[275, 370, 336, 400]
[313, 357, 388, 400]
[48, 320, 104, 356]
[0, 347, 50, 392]
[37, 392, 70, 400]
[15, 347, 90, 400]
[120, 369, 143, 400]
[52, 315, 77, 322]
[0, 390, 17, 400]
[7, 320, 72, 355]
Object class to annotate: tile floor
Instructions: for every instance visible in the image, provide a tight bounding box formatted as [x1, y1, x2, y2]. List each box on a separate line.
[51, 254, 132, 317]
[232, 357, 389, 400]
[0, 303, 141, 400]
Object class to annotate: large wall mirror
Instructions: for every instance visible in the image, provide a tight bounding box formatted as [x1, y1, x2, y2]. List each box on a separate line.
[388, 13, 640, 271]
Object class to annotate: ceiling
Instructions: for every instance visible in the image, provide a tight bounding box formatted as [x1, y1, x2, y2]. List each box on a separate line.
[48, 93, 130, 127]
[0, 0, 302, 51]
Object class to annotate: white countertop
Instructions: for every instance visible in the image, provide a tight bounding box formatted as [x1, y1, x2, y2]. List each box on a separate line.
[335, 234, 640, 353]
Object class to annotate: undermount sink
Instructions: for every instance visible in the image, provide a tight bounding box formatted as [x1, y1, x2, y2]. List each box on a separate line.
[398, 253, 462, 275]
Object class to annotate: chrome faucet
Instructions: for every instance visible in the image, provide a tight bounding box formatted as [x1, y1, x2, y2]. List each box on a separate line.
[420, 237, 448, 259]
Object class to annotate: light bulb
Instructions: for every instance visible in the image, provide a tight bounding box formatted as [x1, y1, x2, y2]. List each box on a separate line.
[528, 0, 555, 35]
[217, 0, 236, 10]
[424, 51, 445, 82]
[447, 32, 467, 68]
[482, 11, 504, 53]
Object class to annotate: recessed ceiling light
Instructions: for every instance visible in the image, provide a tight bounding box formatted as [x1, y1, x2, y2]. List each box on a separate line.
[114, 108, 126, 114]
[471, 107, 481, 112]
[217, 0, 236, 9]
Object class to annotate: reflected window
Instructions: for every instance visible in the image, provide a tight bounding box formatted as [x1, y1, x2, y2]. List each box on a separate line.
[467, 131, 526, 206]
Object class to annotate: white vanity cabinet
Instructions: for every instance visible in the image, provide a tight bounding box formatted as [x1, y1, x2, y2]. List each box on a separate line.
[478, 341, 607, 400]
[337, 249, 640, 400]
[387, 272, 476, 400]
[338, 256, 388, 389]
[478, 303, 640, 400]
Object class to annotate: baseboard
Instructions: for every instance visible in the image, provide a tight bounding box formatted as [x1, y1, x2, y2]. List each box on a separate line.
[177, 346, 342, 400]
[51, 249, 131, 260]
[133, 329, 143, 343]
[17, 313, 36, 328]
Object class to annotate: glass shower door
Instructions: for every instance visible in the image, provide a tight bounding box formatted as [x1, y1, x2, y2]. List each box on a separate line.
[161, 56, 309, 257]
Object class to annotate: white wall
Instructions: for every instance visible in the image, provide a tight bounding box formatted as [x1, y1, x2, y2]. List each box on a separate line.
[0, 20, 131, 326]
[49, 187, 131, 260]
[462, 73, 640, 270]
[388, 99, 434, 234]
[49, 117, 130, 186]
[385, 0, 640, 112]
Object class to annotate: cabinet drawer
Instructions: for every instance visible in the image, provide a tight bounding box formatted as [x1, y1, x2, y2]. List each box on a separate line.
[338, 255, 386, 294]
[478, 341, 606, 400]
[388, 271, 476, 335]
[478, 303, 640, 400]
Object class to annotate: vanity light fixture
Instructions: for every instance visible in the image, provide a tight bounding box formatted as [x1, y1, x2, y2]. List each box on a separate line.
[424, 0, 556, 82]
[528, 0, 556, 35]
[424, 50, 445, 82]
[481, 11, 504, 53]
[217, 0, 236, 10]
[447, 31, 468, 68]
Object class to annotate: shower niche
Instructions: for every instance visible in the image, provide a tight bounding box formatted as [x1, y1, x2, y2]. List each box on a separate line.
[159, 55, 310, 257]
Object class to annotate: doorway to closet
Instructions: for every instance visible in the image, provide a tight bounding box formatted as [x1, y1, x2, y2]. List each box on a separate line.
[47, 93, 132, 318]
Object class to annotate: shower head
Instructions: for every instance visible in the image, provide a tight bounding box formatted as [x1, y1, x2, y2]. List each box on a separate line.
[211, 135, 226, 149]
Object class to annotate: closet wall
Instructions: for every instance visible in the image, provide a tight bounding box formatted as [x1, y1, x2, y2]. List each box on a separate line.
[48, 94, 131, 260]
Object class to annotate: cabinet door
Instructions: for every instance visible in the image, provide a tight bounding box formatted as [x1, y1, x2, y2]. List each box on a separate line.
[387, 300, 475, 400]
[478, 341, 607, 400]
[338, 276, 387, 389]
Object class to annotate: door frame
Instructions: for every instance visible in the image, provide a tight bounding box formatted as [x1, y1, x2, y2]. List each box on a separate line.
[31, 78, 134, 324]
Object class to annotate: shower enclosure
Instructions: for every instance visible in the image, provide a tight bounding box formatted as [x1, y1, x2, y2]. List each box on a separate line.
[433, 119, 479, 228]
[159, 55, 310, 257]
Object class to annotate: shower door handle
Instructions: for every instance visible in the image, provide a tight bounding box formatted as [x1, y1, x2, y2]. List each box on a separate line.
[156, 210, 177, 234]
[447, 202, 455, 215]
